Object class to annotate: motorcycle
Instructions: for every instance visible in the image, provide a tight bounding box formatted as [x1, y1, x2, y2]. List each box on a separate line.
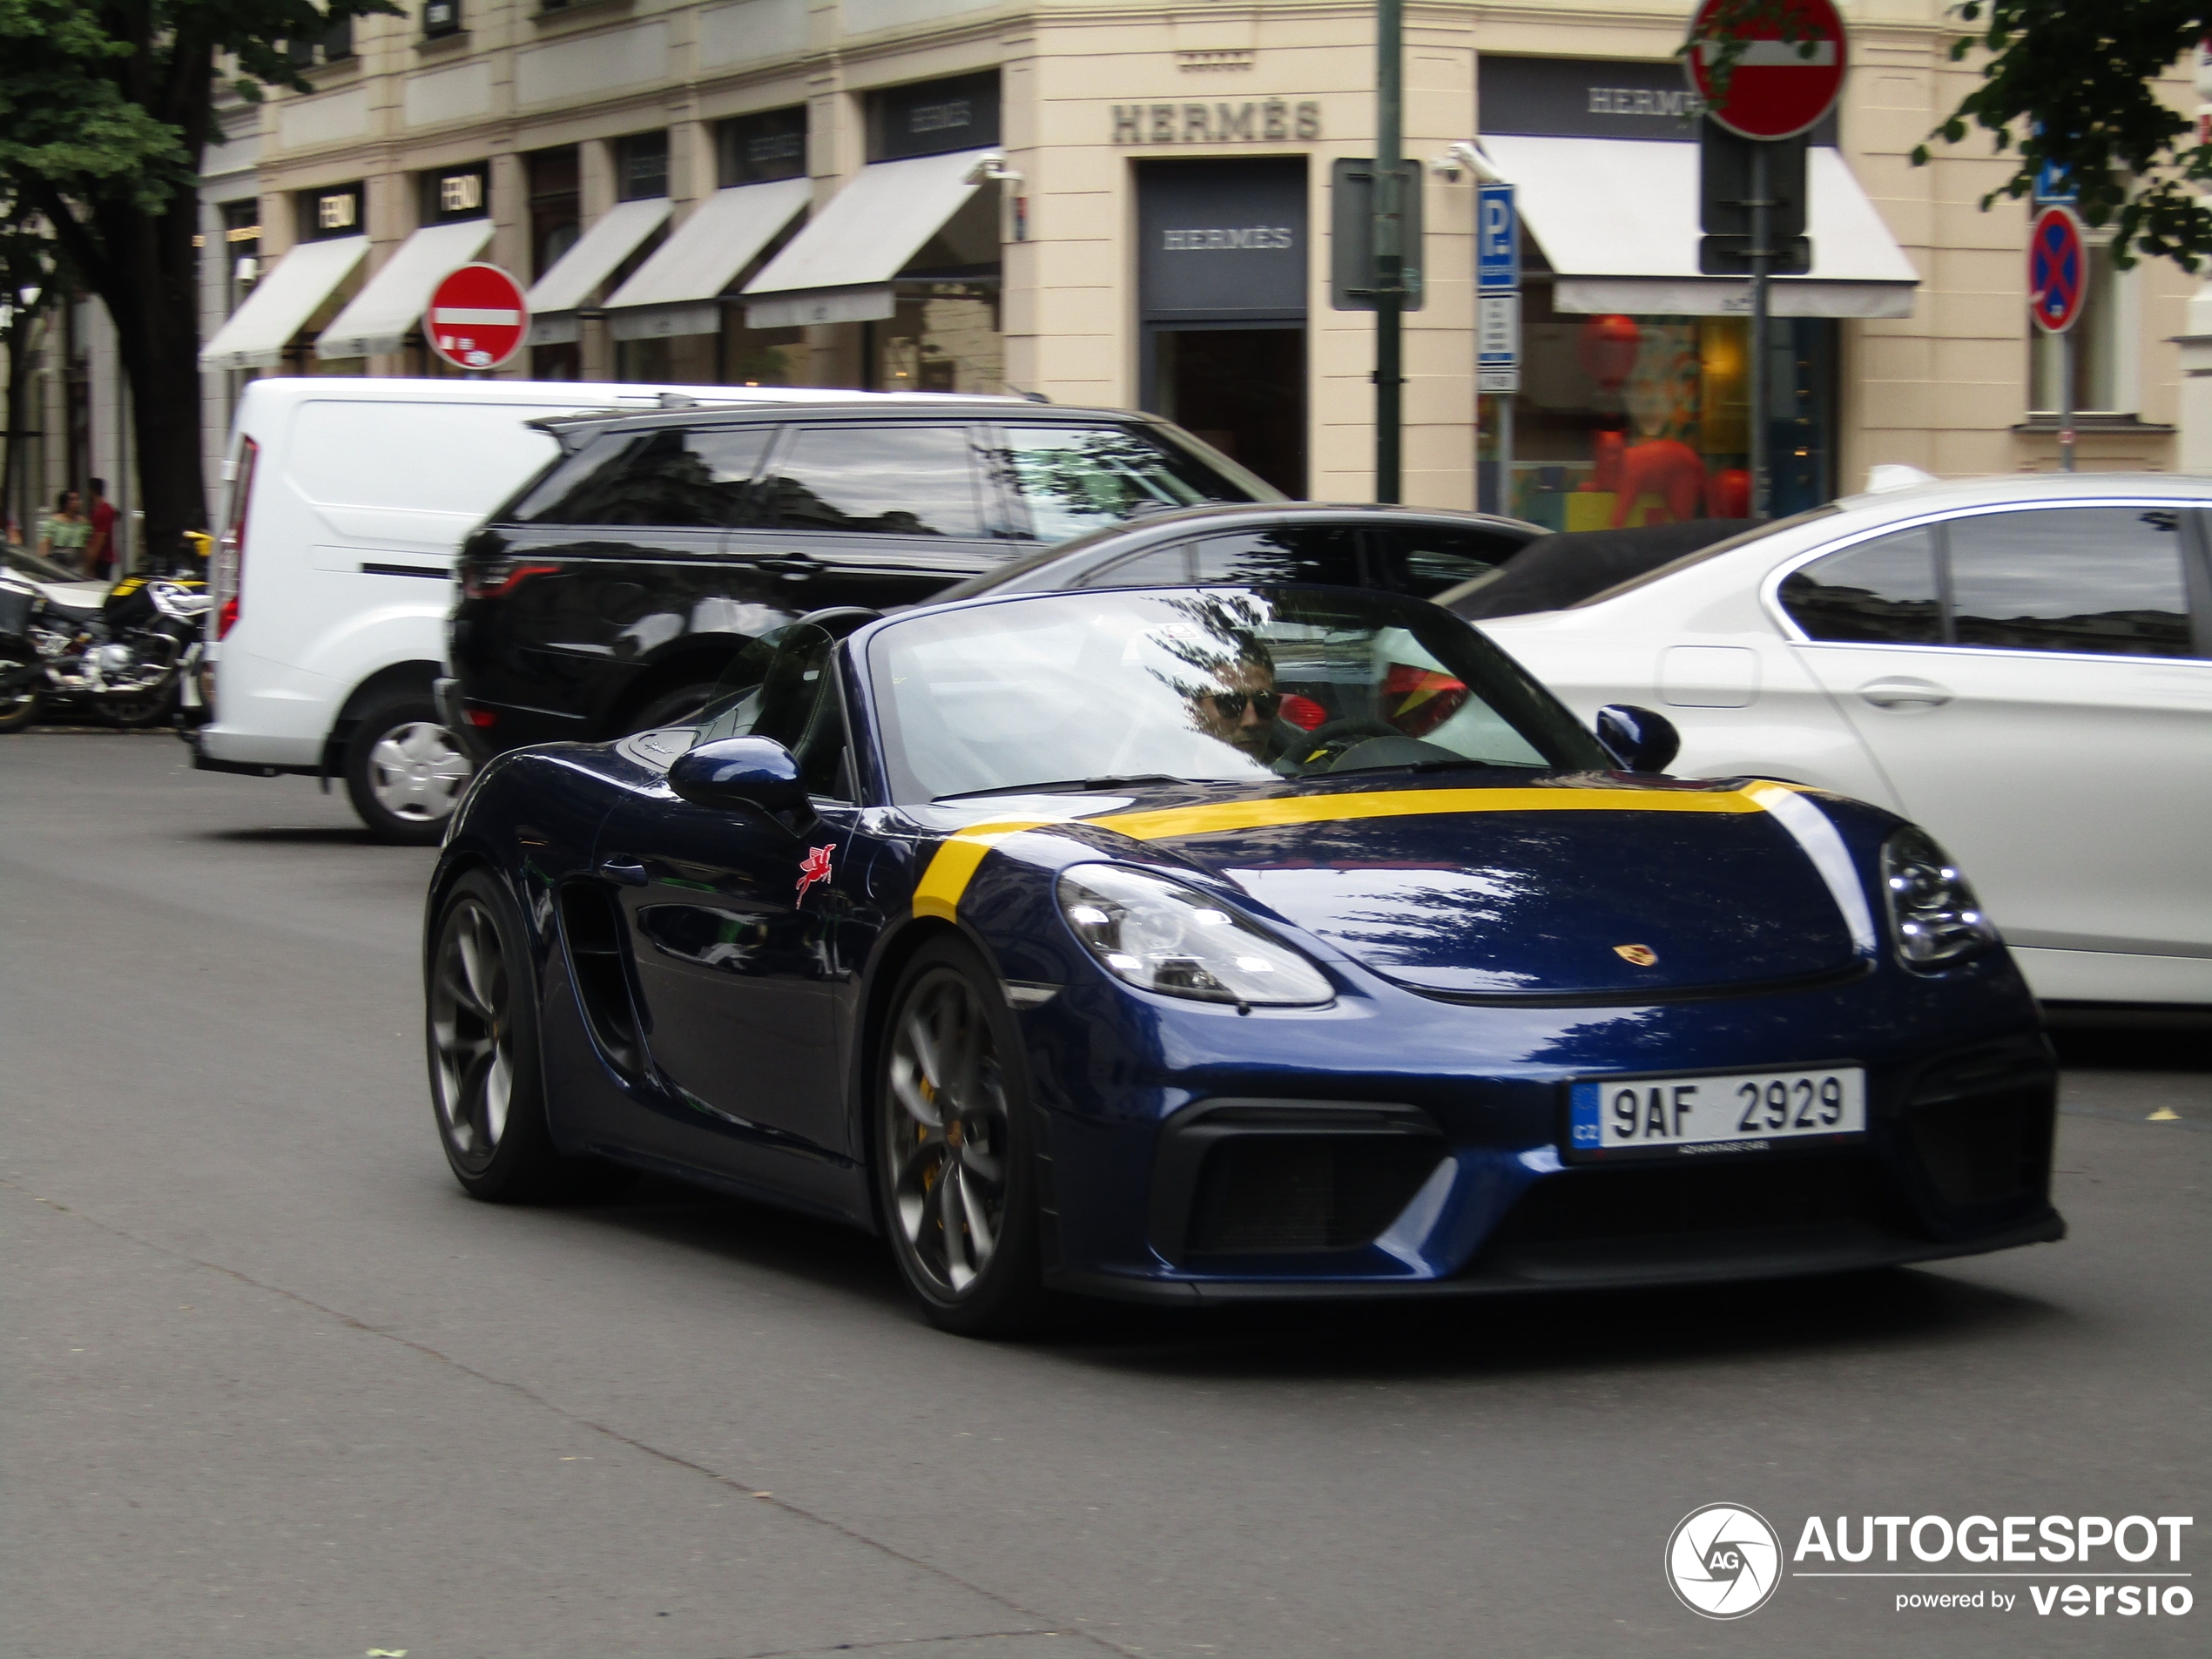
[0, 560, 210, 733]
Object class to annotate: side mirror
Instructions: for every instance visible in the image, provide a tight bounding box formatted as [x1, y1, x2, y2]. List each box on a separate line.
[667, 736, 808, 816]
[1595, 705, 1681, 773]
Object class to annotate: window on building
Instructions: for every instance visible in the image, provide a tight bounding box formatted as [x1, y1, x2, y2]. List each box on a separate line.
[421, 163, 489, 225]
[524, 146, 580, 280]
[1491, 284, 1834, 529]
[866, 71, 1002, 162]
[422, 0, 462, 37]
[617, 132, 670, 203]
[296, 182, 364, 242]
[718, 107, 808, 186]
[2028, 239, 2133, 416]
[221, 199, 262, 315]
[287, 17, 354, 67]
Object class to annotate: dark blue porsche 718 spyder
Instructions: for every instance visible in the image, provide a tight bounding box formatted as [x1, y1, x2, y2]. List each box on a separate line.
[422, 583, 2061, 1334]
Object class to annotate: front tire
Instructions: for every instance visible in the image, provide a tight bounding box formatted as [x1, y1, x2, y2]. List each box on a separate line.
[347, 694, 471, 845]
[0, 677, 40, 733]
[875, 938, 1047, 1337]
[426, 868, 611, 1202]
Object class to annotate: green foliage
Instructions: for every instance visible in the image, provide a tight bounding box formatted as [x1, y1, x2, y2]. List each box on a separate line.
[0, 0, 398, 224]
[1916, 3, 2212, 272]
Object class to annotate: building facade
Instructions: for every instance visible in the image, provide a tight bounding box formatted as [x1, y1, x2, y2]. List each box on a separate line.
[197, 0, 2194, 518]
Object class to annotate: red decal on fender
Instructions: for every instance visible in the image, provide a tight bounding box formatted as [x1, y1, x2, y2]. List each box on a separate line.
[796, 844, 834, 906]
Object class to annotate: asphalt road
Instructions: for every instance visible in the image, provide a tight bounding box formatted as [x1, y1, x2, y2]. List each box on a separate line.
[3, 732, 2205, 1659]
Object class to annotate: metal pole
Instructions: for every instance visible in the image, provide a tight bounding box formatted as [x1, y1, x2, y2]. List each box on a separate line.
[1373, 0, 1404, 503]
[1748, 139, 1770, 521]
[2058, 328, 2076, 472]
[1498, 394, 1514, 517]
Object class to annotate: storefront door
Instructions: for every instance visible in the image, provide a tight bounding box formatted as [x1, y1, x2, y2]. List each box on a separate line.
[1136, 159, 1308, 496]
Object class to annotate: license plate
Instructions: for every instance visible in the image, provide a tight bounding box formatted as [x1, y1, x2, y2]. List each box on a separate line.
[1566, 1067, 1865, 1162]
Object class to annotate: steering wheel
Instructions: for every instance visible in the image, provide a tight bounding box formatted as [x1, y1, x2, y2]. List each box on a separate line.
[1281, 717, 1400, 774]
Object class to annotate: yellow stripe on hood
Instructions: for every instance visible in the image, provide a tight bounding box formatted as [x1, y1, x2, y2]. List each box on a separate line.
[911, 784, 1778, 922]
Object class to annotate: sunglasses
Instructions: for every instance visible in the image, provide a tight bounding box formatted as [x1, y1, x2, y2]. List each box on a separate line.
[1204, 689, 1283, 721]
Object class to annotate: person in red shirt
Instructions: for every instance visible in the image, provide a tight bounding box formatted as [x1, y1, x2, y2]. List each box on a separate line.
[85, 477, 119, 579]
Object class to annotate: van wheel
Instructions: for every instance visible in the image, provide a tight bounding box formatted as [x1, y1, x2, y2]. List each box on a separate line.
[346, 694, 472, 845]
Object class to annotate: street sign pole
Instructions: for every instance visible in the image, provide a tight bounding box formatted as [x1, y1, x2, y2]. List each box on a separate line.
[1749, 139, 1770, 519]
[1373, 0, 1405, 502]
[2060, 328, 2076, 472]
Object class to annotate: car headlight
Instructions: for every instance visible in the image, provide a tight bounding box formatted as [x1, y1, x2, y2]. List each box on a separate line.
[1055, 864, 1334, 1007]
[1880, 827, 2000, 968]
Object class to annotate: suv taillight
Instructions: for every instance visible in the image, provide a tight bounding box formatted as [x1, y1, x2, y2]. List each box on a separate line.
[462, 560, 557, 600]
[212, 436, 257, 640]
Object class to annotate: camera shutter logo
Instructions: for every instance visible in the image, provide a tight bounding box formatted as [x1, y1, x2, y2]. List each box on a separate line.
[1666, 1504, 1782, 1619]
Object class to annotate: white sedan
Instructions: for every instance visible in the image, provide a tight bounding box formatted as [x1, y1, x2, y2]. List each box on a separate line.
[1472, 472, 2212, 1014]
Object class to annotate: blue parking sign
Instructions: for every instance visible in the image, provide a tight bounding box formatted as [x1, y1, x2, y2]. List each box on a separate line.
[1478, 184, 1518, 293]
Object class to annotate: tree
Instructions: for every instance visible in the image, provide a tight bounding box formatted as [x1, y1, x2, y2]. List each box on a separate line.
[1, 194, 67, 540]
[0, 0, 393, 558]
[1916, 4, 2212, 272]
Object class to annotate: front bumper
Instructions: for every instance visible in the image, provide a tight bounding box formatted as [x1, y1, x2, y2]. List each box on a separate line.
[1021, 954, 2063, 1304]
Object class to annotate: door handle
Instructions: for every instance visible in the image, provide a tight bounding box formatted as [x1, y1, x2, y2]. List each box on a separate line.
[1857, 678, 1952, 710]
[597, 857, 649, 887]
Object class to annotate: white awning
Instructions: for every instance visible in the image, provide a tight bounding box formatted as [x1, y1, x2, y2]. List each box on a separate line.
[315, 219, 494, 359]
[198, 236, 368, 371]
[1478, 135, 1920, 319]
[741, 150, 992, 331]
[604, 179, 813, 341]
[526, 198, 671, 346]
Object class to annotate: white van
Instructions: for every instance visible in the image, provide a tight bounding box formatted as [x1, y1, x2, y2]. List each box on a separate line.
[193, 377, 784, 841]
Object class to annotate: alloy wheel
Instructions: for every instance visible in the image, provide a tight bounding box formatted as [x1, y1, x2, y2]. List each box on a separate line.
[430, 896, 513, 1170]
[368, 720, 470, 824]
[884, 969, 1010, 1298]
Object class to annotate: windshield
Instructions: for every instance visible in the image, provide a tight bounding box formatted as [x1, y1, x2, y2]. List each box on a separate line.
[1565, 503, 1844, 610]
[994, 423, 1281, 543]
[867, 587, 1609, 803]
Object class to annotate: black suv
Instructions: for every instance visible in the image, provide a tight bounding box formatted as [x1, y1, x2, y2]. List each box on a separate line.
[444, 396, 1278, 754]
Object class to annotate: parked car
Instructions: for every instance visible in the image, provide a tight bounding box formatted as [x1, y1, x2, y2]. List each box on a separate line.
[190, 376, 861, 843]
[926, 501, 1544, 605]
[443, 401, 1280, 757]
[423, 581, 2059, 1335]
[1470, 473, 2212, 1015]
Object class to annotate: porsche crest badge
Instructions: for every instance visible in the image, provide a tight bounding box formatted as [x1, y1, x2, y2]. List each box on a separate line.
[1613, 943, 1658, 966]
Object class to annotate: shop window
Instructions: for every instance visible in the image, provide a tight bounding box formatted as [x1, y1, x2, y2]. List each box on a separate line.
[1496, 284, 1833, 529]
[763, 426, 986, 538]
[617, 132, 669, 203]
[422, 0, 462, 37]
[2028, 239, 2134, 416]
[296, 182, 364, 242]
[421, 162, 489, 225]
[867, 72, 1001, 163]
[719, 107, 808, 186]
[870, 287, 1001, 395]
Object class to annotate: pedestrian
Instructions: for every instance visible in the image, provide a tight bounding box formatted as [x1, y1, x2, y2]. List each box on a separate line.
[85, 476, 119, 578]
[38, 488, 89, 574]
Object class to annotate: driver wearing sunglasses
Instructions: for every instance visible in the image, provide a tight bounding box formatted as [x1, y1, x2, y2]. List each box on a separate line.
[1188, 655, 1283, 761]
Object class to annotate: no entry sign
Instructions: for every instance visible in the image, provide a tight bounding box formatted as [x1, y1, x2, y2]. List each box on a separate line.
[424, 263, 528, 371]
[2028, 206, 2087, 334]
[1688, 0, 1849, 142]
